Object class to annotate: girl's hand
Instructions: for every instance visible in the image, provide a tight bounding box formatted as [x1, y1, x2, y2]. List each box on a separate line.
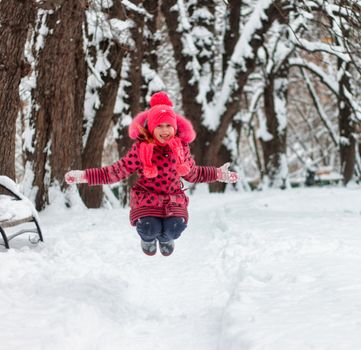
[216, 163, 239, 183]
[65, 170, 87, 184]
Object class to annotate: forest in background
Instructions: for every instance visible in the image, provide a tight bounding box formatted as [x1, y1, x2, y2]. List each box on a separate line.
[1, 0, 360, 211]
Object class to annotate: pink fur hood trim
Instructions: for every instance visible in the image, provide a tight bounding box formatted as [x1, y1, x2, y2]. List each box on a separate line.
[128, 110, 196, 143]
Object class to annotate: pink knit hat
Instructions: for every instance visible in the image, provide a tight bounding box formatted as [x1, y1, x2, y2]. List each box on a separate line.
[147, 92, 177, 134]
[128, 91, 196, 178]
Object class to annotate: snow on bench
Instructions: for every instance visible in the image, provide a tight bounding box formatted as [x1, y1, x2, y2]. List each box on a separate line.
[0, 176, 43, 249]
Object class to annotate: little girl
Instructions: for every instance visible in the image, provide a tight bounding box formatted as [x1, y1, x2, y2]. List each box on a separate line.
[65, 92, 238, 256]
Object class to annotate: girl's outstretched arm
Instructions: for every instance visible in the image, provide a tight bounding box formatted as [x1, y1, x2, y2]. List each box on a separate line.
[65, 143, 141, 185]
[182, 145, 238, 184]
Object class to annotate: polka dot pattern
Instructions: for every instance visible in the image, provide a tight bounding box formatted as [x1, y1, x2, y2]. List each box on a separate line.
[124, 145, 182, 195]
[85, 141, 218, 227]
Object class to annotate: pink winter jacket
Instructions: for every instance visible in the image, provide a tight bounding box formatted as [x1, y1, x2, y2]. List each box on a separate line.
[85, 141, 217, 225]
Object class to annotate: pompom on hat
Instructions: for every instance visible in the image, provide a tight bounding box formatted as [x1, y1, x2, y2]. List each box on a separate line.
[128, 91, 196, 178]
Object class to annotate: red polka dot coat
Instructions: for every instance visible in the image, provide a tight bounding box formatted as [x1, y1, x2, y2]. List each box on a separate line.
[85, 141, 218, 225]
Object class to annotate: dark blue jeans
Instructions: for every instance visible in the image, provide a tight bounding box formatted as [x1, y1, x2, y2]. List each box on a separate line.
[136, 216, 187, 243]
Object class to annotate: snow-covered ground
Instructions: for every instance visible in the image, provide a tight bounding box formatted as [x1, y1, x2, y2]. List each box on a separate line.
[1, 186, 361, 350]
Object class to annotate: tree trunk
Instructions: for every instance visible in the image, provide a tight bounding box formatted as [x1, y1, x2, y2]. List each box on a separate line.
[80, 2, 127, 208]
[338, 60, 355, 185]
[113, 0, 161, 207]
[261, 64, 289, 188]
[142, 0, 161, 101]
[333, 1, 356, 185]
[222, 0, 242, 77]
[29, 1, 86, 209]
[208, 0, 242, 192]
[114, 124, 135, 207]
[0, 0, 35, 179]
[161, 0, 214, 164]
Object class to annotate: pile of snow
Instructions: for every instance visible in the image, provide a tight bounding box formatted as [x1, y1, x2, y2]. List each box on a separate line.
[1, 186, 361, 349]
[0, 195, 33, 223]
[0, 176, 39, 222]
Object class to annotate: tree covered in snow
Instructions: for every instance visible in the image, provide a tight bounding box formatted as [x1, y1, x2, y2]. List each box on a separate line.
[20, 0, 86, 209]
[287, 0, 361, 185]
[238, 0, 361, 187]
[80, 0, 129, 208]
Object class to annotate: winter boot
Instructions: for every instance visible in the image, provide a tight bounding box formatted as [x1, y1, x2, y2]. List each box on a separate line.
[141, 239, 157, 256]
[159, 240, 175, 256]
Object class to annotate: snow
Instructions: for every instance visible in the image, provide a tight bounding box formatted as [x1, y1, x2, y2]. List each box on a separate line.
[273, 77, 288, 135]
[256, 109, 273, 142]
[121, 0, 150, 18]
[0, 176, 39, 221]
[1, 187, 361, 349]
[192, 8, 214, 23]
[0, 196, 32, 223]
[34, 9, 51, 52]
[142, 62, 166, 96]
[177, 0, 192, 31]
[100, 0, 113, 9]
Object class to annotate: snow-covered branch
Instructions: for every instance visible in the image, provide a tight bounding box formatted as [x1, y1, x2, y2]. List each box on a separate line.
[290, 58, 361, 121]
[300, 67, 338, 145]
[291, 37, 350, 62]
[289, 57, 339, 95]
[244, 85, 264, 125]
[121, 0, 152, 19]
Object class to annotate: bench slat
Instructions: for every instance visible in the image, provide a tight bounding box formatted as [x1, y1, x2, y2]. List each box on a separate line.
[0, 216, 34, 228]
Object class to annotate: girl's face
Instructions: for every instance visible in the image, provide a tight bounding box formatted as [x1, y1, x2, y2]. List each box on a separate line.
[153, 123, 175, 143]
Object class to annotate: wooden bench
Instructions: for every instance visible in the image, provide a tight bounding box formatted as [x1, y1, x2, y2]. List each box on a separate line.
[0, 176, 43, 249]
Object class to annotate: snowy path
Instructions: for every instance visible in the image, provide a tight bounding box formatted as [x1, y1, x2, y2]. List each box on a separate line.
[1, 187, 361, 349]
